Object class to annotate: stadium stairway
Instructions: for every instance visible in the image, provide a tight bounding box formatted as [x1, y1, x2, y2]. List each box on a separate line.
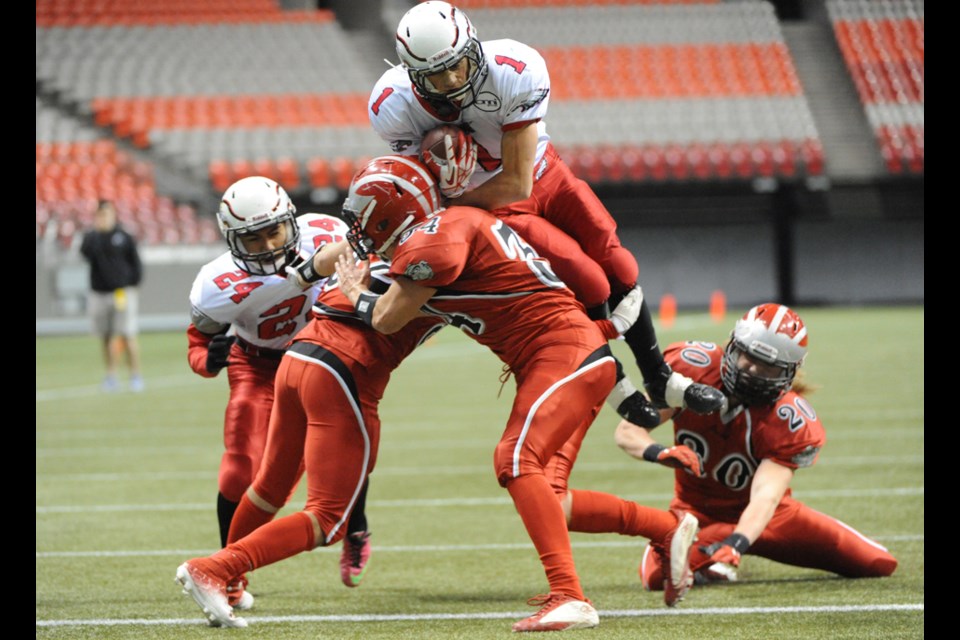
[782, 18, 885, 183]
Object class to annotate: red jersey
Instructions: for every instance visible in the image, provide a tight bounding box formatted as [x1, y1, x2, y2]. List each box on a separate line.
[387, 207, 605, 368]
[297, 260, 443, 378]
[665, 340, 826, 522]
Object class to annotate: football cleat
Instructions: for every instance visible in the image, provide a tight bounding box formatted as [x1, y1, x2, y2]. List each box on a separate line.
[650, 510, 698, 607]
[340, 531, 372, 588]
[226, 575, 254, 611]
[695, 562, 739, 585]
[607, 359, 661, 427]
[175, 561, 248, 628]
[616, 390, 662, 428]
[512, 593, 599, 632]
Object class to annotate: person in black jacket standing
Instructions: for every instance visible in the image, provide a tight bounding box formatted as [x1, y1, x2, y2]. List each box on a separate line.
[79, 199, 144, 392]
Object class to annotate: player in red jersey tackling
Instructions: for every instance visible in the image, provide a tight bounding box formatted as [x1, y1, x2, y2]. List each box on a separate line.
[332, 155, 701, 632]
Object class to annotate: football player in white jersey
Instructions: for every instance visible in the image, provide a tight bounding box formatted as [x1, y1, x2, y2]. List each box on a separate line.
[369, 1, 726, 428]
[186, 176, 372, 608]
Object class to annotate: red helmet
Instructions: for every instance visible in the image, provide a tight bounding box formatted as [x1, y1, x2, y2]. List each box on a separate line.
[720, 303, 808, 405]
[341, 155, 442, 259]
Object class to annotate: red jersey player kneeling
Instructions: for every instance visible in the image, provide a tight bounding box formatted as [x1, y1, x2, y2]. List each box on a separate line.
[615, 304, 898, 592]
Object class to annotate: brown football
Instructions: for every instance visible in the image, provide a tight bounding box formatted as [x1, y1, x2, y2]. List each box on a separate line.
[420, 125, 466, 177]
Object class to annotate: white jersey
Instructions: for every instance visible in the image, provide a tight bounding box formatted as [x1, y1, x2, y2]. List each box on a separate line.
[189, 213, 348, 350]
[369, 38, 552, 190]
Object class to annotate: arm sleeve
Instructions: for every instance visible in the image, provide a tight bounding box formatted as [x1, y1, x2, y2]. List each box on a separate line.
[186, 324, 218, 378]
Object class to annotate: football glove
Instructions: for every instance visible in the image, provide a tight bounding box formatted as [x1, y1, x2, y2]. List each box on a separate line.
[642, 443, 704, 477]
[438, 133, 478, 198]
[206, 334, 236, 374]
[285, 253, 323, 290]
[610, 285, 644, 334]
[699, 533, 751, 567]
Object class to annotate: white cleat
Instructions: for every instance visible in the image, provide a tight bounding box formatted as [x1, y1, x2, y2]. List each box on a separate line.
[695, 562, 739, 585]
[175, 562, 248, 628]
[232, 589, 255, 611]
[653, 510, 699, 607]
[512, 593, 599, 632]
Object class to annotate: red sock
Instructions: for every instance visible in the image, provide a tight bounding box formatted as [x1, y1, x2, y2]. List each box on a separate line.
[231, 511, 316, 571]
[567, 490, 676, 541]
[507, 474, 584, 600]
[227, 493, 276, 544]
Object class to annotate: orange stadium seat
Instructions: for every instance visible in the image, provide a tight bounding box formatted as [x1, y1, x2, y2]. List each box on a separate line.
[209, 160, 232, 194]
[332, 157, 358, 191]
[307, 158, 332, 189]
[276, 157, 301, 190]
[253, 158, 280, 182]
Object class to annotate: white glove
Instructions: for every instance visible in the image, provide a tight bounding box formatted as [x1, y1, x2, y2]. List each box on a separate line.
[610, 286, 644, 334]
[438, 133, 478, 198]
[284, 254, 322, 290]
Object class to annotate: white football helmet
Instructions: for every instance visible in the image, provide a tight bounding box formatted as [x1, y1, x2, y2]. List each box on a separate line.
[395, 1, 488, 110]
[217, 176, 299, 276]
[721, 303, 808, 406]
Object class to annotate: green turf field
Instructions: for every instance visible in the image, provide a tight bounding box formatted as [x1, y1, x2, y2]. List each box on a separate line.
[36, 306, 924, 639]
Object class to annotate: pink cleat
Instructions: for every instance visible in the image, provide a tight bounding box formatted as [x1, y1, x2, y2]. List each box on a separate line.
[340, 531, 372, 587]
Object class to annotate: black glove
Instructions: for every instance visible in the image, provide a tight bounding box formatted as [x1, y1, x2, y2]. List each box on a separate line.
[206, 334, 236, 374]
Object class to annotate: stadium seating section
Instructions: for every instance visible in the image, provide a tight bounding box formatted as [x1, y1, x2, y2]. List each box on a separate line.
[826, 0, 923, 175]
[36, 0, 922, 246]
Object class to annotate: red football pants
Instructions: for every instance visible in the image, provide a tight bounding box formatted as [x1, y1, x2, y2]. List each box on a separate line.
[219, 351, 281, 502]
[493, 343, 616, 600]
[491, 144, 639, 308]
[245, 346, 382, 548]
[644, 495, 898, 585]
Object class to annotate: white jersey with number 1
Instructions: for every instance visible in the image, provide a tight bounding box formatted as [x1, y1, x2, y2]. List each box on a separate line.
[369, 38, 552, 191]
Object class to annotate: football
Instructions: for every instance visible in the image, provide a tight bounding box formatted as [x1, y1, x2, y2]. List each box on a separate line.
[420, 124, 469, 177]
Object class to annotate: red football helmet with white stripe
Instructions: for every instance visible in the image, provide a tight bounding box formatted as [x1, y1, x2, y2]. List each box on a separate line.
[341, 155, 443, 259]
[721, 303, 808, 405]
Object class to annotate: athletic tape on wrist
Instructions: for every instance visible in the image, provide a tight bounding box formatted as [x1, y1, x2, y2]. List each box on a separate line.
[724, 532, 751, 554]
[643, 443, 667, 462]
[297, 256, 321, 284]
[355, 291, 380, 327]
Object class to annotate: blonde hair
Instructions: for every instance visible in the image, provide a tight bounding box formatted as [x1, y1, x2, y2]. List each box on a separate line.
[789, 368, 817, 396]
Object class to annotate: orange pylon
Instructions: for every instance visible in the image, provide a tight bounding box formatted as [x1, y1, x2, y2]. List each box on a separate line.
[710, 290, 727, 323]
[659, 293, 677, 328]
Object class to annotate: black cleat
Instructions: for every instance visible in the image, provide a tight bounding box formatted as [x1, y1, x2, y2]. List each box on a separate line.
[616, 390, 662, 427]
[682, 383, 728, 415]
[646, 364, 727, 414]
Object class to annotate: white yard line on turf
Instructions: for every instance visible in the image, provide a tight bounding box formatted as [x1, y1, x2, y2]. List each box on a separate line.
[36, 603, 925, 627]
